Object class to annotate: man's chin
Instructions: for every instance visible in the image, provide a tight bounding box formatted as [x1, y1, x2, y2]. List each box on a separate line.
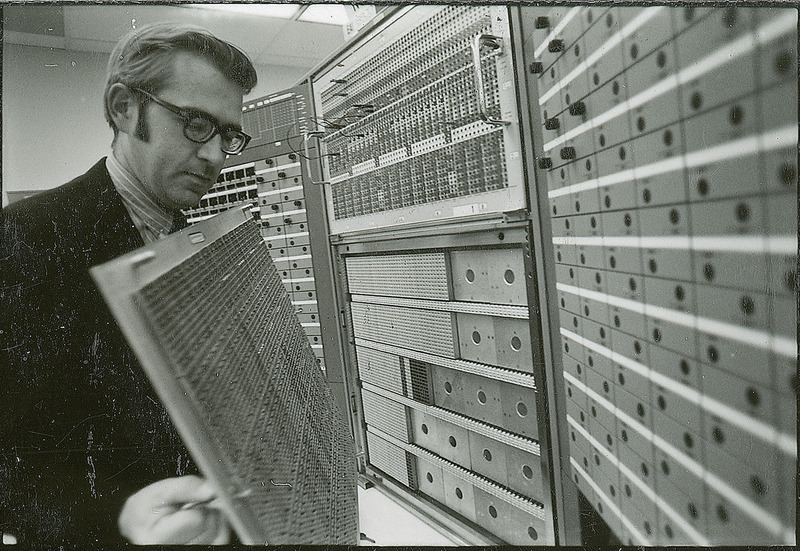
[170, 191, 205, 211]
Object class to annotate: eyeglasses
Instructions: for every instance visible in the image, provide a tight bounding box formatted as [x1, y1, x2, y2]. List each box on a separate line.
[132, 88, 251, 155]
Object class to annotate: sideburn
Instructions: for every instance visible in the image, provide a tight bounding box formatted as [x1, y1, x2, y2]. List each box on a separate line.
[134, 99, 150, 141]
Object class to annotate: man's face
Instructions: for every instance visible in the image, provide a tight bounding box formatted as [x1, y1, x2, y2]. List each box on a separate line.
[121, 52, 244, 211]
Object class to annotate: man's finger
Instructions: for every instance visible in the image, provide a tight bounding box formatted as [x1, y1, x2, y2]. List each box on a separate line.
[146, 509, 214, 544]
[143, 476, 217, 512]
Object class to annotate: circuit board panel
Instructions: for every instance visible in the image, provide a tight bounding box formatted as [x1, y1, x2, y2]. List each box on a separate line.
[313, 6, 524, 233]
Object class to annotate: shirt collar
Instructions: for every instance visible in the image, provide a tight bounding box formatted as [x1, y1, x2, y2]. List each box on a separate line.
[106, 154, 176, 243]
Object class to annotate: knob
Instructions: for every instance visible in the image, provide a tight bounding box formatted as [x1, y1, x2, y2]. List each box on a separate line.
[535, 16, 550, 29]
[569, 101, 586, 116]
[548, 39, 565, 52]
[560, 147, 576, 160]
[529, 61, 544, 74]
[538, 157, 553, 169]
[545, 117, 560, 130]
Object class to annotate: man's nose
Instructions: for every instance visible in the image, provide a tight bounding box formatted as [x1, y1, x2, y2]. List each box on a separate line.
[197, 133, 226, 166]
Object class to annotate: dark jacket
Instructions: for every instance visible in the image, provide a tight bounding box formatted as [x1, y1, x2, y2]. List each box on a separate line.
[0, 158, 195, 545]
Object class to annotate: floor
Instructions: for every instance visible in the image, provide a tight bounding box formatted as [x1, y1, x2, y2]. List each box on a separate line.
[357, 485, 460, 545]
[0, 487, 458, 546]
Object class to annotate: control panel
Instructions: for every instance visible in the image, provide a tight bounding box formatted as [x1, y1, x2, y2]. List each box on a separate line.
[523, 6, 797, 545]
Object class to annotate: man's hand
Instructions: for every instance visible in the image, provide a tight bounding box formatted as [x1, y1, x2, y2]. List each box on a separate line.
[118, 475, 231, 544]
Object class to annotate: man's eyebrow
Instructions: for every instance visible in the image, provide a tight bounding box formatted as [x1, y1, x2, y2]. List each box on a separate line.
[182, 105, 243, 131]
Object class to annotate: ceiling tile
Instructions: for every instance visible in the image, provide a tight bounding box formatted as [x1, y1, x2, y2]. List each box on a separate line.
[252, 19, 344, 65]
[6, 4, 347, 80]
[298, 4, 349, 25]
[188, 3, 302, 20]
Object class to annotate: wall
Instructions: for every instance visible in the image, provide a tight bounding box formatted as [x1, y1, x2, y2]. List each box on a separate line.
[1, 43, 311, 205]
[2, 45, 110, 205]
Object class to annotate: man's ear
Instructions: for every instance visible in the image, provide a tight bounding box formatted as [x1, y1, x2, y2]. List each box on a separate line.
[107, 83, 138, 136]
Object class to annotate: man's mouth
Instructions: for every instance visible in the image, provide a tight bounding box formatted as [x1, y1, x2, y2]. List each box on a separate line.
[185, 172, 212, 187]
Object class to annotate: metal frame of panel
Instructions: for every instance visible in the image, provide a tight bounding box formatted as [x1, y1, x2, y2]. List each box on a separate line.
[511, 6, 585, 545]
[293, 78, 363, 444]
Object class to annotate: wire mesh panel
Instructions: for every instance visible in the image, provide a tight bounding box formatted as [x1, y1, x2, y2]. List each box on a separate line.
[90, 207, 358, 545]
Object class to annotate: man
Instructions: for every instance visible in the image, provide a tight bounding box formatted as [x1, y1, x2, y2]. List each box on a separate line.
[0, 22, 257, 544]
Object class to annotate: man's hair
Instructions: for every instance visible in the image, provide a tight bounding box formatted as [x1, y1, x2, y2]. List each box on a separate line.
[104, 22, 258, 136]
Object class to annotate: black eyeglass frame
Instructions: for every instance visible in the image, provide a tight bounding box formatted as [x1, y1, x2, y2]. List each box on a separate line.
[131, 87, 251, 155]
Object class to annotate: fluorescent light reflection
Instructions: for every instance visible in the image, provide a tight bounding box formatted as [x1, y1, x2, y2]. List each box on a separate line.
[187, 4, 301, 19]
[298, 4, 350, 25]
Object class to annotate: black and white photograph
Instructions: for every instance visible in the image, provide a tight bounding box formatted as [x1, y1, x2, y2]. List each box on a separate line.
[0, 3, 796, 546]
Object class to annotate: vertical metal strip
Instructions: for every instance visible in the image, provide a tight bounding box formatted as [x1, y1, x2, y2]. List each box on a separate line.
[511, 5, 583, 545]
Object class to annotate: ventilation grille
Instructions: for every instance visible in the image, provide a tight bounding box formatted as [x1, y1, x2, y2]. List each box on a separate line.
[350, 301, 456, 357]
[346, 253, 449, 300]
[361, 389, 410, 441]
[366, 431, 416, 489]
[407, 359, 434, 405]
[356, 346, 404, 394]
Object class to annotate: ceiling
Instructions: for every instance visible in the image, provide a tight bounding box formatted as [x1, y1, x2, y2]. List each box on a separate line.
[2, 3, 354, 71]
